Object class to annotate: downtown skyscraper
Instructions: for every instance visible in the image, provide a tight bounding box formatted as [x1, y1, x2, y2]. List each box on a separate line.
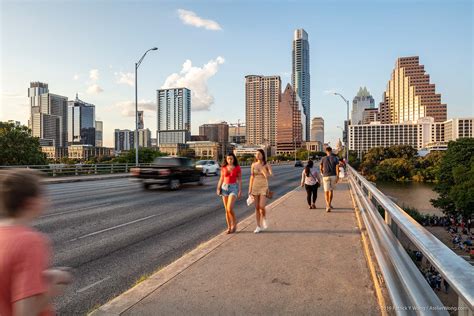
[156, 88, 191, 146]
[245, 75, 281, 148]
[292, 29, 310, 140]
[379, 56, 447, 124]
[68, 94, 96, 146]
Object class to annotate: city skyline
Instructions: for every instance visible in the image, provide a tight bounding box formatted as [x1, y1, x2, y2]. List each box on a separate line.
[1, 0, 472, 148]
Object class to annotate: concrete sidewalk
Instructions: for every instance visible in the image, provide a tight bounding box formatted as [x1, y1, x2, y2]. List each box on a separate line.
[92, 182, 379, 315]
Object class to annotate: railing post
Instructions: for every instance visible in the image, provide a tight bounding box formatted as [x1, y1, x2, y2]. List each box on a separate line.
[126, 163, 128, 173]
[75, 165, 78, 176]
[94, 164, 98, 175]
[111, 164, 114, 174]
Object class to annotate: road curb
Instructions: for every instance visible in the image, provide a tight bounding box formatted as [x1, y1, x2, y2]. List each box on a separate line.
[42, 174, 131, 184]
[90, 186, 300, 316]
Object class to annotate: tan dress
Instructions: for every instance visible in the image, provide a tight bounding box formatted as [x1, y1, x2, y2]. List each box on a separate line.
[251, 165, 269, 196]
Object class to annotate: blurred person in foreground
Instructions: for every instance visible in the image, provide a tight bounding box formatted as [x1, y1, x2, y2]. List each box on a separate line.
[0, 169, 72, 316]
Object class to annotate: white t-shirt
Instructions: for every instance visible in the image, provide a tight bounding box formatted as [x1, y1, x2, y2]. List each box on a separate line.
[301, 167, 320, 186]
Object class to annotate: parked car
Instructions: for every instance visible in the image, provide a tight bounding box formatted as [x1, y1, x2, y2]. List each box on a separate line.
[195, 160, 220, 176]
[131, 157, 205, 190]
[294, 160, 304, 167]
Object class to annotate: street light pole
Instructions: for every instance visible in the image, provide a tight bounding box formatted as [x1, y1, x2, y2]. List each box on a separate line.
[135, 47, 158, 166]
[333, 92, 350, 164]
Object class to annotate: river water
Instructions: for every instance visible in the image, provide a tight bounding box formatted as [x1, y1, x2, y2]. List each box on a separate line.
[376, 182, 444, 216]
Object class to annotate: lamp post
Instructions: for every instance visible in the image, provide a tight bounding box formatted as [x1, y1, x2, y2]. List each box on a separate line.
[135, 47, 158, 166]
[333, 92, 350, 164]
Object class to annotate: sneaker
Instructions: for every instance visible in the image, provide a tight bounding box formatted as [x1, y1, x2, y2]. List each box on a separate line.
[262, 219, 268, 230]
[254, 226, 262, 234]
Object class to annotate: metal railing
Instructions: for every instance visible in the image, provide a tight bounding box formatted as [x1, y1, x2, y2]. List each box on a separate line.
[348, 165, 473, 315]
[0, 164, 152, 177]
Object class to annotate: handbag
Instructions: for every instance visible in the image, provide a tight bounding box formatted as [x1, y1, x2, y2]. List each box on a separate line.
[266, 188, 274, 199]
[309, 170, 320, 188]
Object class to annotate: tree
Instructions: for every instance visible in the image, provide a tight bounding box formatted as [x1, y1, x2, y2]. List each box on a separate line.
[0, 122, 47, 165]
[431, 138, 474, 218]
[375, 158, 413, 181]
[113, 148, 166, 163]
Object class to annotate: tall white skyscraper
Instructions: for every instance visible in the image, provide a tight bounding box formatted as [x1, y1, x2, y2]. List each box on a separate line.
[351, 87, 375, 125]
[292, 29, 310, 140]
[156, 88, 191, 146]
[311, 117, 324, 145]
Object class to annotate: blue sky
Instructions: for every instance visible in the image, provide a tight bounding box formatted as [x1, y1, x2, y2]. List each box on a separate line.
[1, 0, 472, 147]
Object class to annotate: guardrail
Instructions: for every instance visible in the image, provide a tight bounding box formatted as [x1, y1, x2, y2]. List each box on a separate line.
[348, 165, 473, 315]
[0, 164, 153, 177]
[0, 160, 292, 177]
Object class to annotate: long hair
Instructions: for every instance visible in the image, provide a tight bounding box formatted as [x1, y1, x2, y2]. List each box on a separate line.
[256, 149, 267, 165]
[305, 159, 314, 177]
[222, 152, 239, 167]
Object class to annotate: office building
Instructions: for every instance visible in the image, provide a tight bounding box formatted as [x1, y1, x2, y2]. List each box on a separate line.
[157, 88, 191, 146]
[276, 84, 304, 154]
[138, 111, 144, 129]
[199, 123, 229, 143]
[68, 145, 112, 160]
[292, 29, 310, 140]
[68, 94, 95, 146]
[187, 141, 222, 160]
[95, 121, 103, 147]
[245, 75, 281, 149]
[349, 117, 473, 156]
[351, 87, 375, 125]
[228, 122, 246, 144]
[379, 56, 447, 124]
[29, 82, 68, 147]
[362, 109, 379, 124]
[311, 117, 324, 145]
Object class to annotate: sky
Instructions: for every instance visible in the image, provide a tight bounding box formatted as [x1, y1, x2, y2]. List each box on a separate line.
[1, 0, 473, 148]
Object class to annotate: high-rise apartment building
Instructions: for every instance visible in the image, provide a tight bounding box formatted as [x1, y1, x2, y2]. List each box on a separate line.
[276, 84, 304, 154]
[95, 121, 103, 147]
[245, 75, 281, 148]
[68, 95, 95, 146]
[29, 82, 68, 147]
[351, 87, 375, 125]
[292, 29, 310, 140]
[379, 56, 447, 124]
[114, 129, 135, 151]
[157, 88, 191, 146]
[311, 117, 324, 146]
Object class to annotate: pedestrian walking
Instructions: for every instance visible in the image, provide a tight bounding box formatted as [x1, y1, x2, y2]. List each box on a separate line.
[320, 146, 340, 212]
[0, 169, 72, 316]
[300, 160, 322, 209]
[216, 153, 242, 234]
[249, 149, 272, 233]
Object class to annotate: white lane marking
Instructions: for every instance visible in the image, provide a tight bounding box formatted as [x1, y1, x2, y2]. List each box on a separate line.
[40, 203, 112, 218]
[77, 276, 111, 293]
[68, 214, 158, 242]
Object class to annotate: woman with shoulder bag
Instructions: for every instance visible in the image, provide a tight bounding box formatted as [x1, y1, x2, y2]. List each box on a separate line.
[301, 160, 322, 209]
[248, 149, 273, 233]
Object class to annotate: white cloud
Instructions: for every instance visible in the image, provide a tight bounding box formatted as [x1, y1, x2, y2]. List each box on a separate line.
[161, 56, 225, 111]
[73, 74, 80, 80]
[89, 69, 100, 81]
[114, 100, 155, 117]
[115, 72, 135, 87]
[87, 84, 104, 94]
[178, 9, 222, 31]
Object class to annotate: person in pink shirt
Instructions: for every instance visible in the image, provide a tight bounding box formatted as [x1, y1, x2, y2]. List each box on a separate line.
[0, 169, 72, 316]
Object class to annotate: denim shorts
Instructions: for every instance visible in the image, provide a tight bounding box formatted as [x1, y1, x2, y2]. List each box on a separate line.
[221, 183, 239, 197]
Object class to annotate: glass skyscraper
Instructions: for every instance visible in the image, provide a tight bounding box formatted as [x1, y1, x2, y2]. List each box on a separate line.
[292, 29, 310, 141]
[67, 95, 96, 146]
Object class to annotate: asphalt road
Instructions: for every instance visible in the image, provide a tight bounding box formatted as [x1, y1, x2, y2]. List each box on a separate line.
[36, 164, 302, 315]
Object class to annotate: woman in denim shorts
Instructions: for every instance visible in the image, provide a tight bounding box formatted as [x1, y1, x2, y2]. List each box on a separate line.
[217, 153, 242, 234]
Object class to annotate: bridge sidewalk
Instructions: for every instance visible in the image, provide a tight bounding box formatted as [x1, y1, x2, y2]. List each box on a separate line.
[92, 182, 380, 315]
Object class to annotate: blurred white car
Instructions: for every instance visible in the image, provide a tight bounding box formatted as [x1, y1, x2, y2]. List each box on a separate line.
[195, 160, 220, 176]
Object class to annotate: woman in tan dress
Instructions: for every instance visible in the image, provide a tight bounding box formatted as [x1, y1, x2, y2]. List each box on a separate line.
[248, 149, 273, 233]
